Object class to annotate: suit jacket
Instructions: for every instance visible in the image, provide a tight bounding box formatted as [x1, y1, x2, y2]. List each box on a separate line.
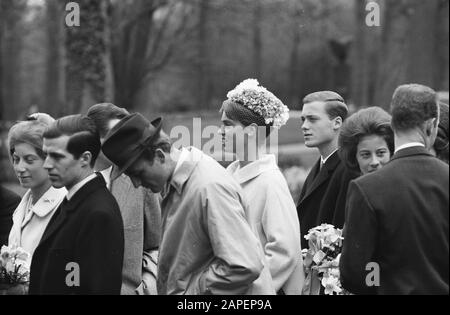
[297, 151, 358, 249]
[158, 147, 267, 295]
[109, 167, 161, 295]
[0, 186, 21, 247]
[340, 147, 449, 295]
[29, 175, 124, 295]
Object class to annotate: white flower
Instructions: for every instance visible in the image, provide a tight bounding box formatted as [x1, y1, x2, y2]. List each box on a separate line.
[313, 250, 326, 264]
[322, 275, 343, 295]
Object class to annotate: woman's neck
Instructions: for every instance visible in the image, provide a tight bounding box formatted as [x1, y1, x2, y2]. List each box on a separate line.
[30, 181, 52, 205]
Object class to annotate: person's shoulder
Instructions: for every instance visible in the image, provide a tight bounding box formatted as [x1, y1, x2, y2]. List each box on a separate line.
[84, 181, 120, 212]
[0, 186, 21, 205]
[428, 155, 449, 170]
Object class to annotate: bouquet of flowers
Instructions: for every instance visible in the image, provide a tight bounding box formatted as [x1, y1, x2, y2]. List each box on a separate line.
[0, 245, 30, 295]
[302, 224, 347, 295]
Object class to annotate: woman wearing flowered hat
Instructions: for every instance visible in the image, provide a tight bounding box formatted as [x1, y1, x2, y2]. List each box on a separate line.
[220, 79, 305, 294]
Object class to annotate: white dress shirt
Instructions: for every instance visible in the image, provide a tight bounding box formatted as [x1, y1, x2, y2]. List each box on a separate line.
[66, 173, 98, 201]
[100, 166, 113, 190]
[321, 149, 339, 169]
[395, 142, 425, 154]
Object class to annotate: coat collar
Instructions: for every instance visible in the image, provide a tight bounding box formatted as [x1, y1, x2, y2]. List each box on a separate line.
[13, 187, 66, 220]
[391, 145, 433, 162]
[168, 147, 201, 195]
[30, 186, 66, 218]
[300, 151, 341, 204]
[227, 155, 279, 185]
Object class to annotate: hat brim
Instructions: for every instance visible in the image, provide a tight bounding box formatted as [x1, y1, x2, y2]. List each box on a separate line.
[110, 117, 163, 181]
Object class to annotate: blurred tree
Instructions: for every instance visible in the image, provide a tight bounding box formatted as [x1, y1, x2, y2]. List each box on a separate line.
[351, 0, 371, 108]
[197, 0, 210, 109]
[65, 0, 112, 114]
[288, 0, 303, 106]
[373, 0, 449, 110]
[0, 0, 27, 120]
[110, 0, 190, 110]
[252, 0, 263, 78]
[45, 0, 65, 116]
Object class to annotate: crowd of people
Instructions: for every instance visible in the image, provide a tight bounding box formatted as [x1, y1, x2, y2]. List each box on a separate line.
[0, 80, 448, 295]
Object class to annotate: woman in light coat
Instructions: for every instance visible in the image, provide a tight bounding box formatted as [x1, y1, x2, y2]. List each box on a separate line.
[220, 79, 305, 294]
[7, 114, 66, 265]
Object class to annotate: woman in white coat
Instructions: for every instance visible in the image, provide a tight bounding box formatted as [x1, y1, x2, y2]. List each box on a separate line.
[220, 79, 305, 294]
[7, 114, 66, 265]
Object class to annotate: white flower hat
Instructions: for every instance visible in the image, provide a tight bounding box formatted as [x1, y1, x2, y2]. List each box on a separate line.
[226, 79, 290, 129]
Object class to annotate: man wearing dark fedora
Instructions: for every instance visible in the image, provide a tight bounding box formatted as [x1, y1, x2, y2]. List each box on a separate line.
[87, 103, 161, 295]
[102, 113, 273, 295]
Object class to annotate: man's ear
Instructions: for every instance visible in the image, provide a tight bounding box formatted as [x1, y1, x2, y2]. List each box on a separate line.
[155, 148, 166, 164]
[80, 151, 93, 167]
[333, 116, 343, 130]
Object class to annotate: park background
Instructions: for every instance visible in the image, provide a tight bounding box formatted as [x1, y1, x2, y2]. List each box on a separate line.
[1, 0, 449, 201]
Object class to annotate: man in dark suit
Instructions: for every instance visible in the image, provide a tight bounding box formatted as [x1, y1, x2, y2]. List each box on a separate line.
[297, 91, 358, 249]
[0, 186, 21, 247]
[29, 115, 124, 295]
[340, 84, 449, 295]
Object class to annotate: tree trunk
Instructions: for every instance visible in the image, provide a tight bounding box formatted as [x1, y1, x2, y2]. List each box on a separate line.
[0, 2, 4, 120]
[65, 0, 110, 115]
[252, 0, 263, 79]
[0, 0, 26, 120]
[45, 0, 64, 117]
[351, 0, 370, 108]
[435, 0, 449, 91]
[197, 0, 210, 109]
[288, 0, 302, 107]
[374, 0, 447, 110]
[111, 0, 156, 109]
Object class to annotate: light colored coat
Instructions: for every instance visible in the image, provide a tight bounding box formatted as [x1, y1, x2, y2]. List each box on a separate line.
[158, 147, 273, 295]
[227, 155, 305, 294]
[8, 186, 66, 265]
[108, 168, 162, 295]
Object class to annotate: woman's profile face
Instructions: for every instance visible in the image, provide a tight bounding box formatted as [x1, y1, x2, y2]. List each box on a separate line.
[220, 111, 248, 156]
[12, 143, 49, 190]
[356, 134, 391, 175]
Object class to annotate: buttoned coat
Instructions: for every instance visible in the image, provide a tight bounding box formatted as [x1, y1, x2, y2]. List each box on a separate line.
[29, 175, 124, 295]
[297, 151, 358, 249]
[227, 155, 305, 294]
[8, 186, 66, 264]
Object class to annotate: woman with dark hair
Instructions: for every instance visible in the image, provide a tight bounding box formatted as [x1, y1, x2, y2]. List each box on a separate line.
[7, 113, 66, 265]
[338, 107, 394, 175]
[220, 79, 304, 294]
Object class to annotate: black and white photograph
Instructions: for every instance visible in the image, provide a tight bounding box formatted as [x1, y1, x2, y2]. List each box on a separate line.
[0, 0, 448, 300]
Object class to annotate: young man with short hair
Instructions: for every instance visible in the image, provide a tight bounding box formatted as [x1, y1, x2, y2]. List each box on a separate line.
[297, 91, 358, 249]
[29, 115, 124, 295]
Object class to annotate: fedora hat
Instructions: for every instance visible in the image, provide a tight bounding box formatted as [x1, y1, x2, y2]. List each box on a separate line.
[102, 113, 163, 180]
